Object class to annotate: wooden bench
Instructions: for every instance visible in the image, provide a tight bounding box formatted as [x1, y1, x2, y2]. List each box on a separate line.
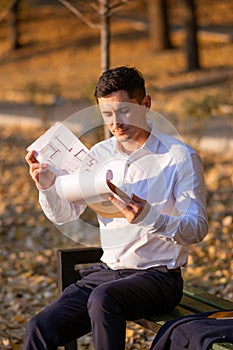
[57, 246, 233, 350]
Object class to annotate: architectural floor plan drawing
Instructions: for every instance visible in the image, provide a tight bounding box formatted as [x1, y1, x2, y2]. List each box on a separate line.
[27, 122, 98, 175]
[27, 122, 129, 218]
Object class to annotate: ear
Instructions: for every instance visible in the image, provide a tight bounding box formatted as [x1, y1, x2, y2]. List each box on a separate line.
[142, 95, 151, 109]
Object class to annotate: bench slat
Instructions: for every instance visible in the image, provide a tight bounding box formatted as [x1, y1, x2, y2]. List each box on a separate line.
[212, 344, 233, 350]
[180, 295, 221, 313]
[184, 285, 233, 310]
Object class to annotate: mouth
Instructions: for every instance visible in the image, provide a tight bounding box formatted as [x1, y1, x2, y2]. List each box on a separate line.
[113, 129, 128, 138]
[115, 128, 126, 133]
[112, 125, 128, 134]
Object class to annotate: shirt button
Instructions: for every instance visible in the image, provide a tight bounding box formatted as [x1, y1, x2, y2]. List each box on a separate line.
[116, 258, 120, 262]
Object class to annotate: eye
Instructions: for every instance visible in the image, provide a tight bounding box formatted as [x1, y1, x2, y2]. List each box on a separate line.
[102, 111, 112, 118]
[119, 107, 129, 114]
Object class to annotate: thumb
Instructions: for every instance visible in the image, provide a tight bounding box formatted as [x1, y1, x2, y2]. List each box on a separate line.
[131, 193, 146, 204]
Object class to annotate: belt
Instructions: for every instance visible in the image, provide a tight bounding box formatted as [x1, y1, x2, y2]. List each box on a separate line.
[149, 266, 181, 274]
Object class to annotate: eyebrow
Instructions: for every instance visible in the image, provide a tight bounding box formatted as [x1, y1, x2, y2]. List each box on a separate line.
[100, 103, 130, 111]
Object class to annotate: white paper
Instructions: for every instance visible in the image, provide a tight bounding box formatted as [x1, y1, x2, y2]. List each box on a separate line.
[27, 122, 98, 175]
[27, 123, 130, 218]
[55, 169, 131, 218]
[55, 169, 111, 204]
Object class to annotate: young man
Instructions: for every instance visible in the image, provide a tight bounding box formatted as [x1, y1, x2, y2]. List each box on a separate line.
[25, 66, 208, 350]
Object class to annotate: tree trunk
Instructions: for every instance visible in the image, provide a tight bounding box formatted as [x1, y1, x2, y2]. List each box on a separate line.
[99, 0, 110, 72]
[99, 0, 111, 139]
[8, 0, 21, 51]
[182, 0, 200, 71]
[147, 0, 171, 51]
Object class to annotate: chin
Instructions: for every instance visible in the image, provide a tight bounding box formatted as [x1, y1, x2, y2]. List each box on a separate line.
[115, 134, 130, 141]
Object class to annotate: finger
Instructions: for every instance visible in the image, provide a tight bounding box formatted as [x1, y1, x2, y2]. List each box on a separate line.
[33, 164, 49, 176]
[29, 163, 46, 180]
[109, 194, 143, 214]
[127, 195, 150, 223]
[30, 166, 40, 181]
[109, 195, 128, 212]
[25, 150, 39, 165]
[131, 193, 147, 205]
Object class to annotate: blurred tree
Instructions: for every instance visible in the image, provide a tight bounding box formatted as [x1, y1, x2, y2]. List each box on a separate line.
[99, 0, 110, 72]
[58, 0, 131, 73]
[57, 0, 132, 139]
[146, 0, 172, 51]
[8, 0, 21, 50]
[182, 0, 200, 71]
[0, 0, 21, 52]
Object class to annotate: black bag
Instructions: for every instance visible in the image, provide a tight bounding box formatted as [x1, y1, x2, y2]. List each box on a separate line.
[150, 310, 233, 350]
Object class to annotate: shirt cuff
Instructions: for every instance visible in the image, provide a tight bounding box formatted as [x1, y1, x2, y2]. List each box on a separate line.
[39, 183, 59, 202]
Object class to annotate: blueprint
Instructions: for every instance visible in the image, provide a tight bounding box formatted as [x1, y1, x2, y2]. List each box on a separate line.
[27, 122, 98, 175]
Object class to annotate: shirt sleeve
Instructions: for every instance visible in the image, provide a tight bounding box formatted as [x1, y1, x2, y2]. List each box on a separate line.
[37, 144, 106, 225]
[39, 184, 86, 224]
[139, 152, 208, 245]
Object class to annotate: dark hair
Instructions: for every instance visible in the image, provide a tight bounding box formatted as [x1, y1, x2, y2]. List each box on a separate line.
[94, 66, 146, 103]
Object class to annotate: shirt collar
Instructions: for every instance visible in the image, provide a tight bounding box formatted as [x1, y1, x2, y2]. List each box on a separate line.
[142, 120, 160, 154]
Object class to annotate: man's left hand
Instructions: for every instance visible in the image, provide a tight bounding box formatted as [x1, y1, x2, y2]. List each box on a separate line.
[109, 193, 150, 224]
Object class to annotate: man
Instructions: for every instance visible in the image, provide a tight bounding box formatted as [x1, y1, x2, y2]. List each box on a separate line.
[25, 66, 208, 350]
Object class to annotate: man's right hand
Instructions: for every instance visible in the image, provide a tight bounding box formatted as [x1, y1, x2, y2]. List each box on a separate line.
[25, 150, 56, 190]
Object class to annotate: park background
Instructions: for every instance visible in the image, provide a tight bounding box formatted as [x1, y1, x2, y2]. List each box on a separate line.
[0, 0, 232, 349]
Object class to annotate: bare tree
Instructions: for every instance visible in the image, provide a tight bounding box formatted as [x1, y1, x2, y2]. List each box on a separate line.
[146, 0, 171, 51]
[182, 0, 200, 71]
[57, 0, 131, 72]
[57, 0, 131, 139]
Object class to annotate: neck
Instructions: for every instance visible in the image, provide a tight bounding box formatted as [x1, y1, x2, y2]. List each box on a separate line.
[117, 128, 151, 154]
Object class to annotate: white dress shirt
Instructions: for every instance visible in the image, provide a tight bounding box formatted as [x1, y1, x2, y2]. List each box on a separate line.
[39, 121, 208, 270]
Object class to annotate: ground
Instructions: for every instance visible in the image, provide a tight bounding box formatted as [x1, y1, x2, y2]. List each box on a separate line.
[0, 0, 232, 349]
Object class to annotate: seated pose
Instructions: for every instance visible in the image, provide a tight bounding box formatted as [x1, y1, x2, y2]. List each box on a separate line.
[24, 66, 208, 350]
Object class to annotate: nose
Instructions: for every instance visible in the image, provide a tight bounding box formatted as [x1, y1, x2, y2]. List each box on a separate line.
[112, 110, 122, 126]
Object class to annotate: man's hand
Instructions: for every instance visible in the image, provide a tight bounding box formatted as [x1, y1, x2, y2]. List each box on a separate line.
[109, 193, 150, 224]
[25, 150, 56, 190]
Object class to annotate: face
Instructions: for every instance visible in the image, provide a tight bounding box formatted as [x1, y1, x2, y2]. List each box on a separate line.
[98, 90, 151, 145]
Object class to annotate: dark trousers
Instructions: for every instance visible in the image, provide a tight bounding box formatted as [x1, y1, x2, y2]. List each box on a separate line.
[23, 264, 183, 350]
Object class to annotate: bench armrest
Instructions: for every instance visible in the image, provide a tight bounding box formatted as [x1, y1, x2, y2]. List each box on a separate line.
[57, 246, 103, 293]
